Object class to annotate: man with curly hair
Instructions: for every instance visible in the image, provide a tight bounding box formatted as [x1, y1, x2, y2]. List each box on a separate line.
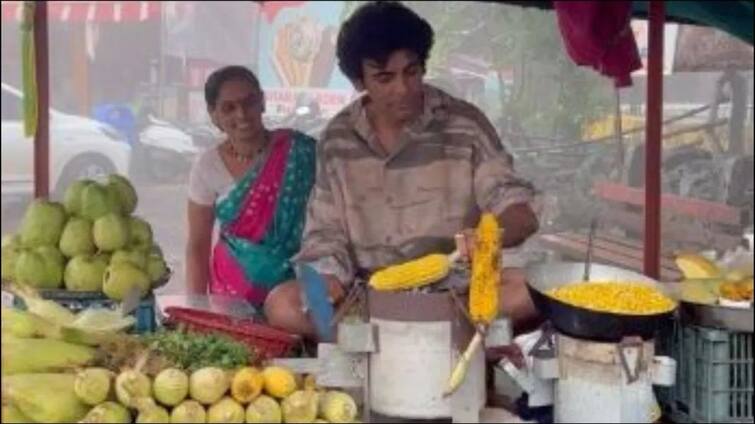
[265, 1, 541, 339]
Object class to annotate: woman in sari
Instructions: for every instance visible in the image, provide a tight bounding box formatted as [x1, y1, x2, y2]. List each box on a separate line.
[186, 66, 316, 309]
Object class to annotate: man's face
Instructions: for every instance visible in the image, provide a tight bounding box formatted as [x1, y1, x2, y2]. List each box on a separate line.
[360, 49, 425, 124]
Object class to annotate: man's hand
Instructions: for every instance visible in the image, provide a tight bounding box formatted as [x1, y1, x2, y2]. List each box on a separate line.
[456, 204, 538, 260]
[499, 203, 538, 247]
[455, 230, 477, 262]
[323, 274, 346, 304]
[486, 344, 526, 369]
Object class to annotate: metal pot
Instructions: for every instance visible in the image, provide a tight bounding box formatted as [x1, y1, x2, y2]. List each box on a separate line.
[526, 262, 676, 342]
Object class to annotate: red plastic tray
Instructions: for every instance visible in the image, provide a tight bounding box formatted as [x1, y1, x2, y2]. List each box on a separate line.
[163, 307, 301, 359]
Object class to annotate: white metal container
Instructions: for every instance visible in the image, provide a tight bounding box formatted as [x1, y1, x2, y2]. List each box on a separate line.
[550, 333, 674, 423]
[367, 290, 486, 419]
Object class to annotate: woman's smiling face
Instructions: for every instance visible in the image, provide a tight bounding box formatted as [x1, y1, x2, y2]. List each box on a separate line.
[210, 78, 265, 143]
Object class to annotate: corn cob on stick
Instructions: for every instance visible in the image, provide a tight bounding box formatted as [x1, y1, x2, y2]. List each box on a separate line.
[469, 213, 501, 323]
[444, 213, 501, 397]
[369, 251, 461, 291]
[443, 324, 485, 397]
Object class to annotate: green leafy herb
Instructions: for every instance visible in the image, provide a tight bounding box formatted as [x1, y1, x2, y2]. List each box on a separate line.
[143, 330, 254, 371]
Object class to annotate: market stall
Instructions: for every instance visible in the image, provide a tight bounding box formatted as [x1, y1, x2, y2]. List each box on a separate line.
[2, 177, 751, 423]
[3, 1, 753, 423]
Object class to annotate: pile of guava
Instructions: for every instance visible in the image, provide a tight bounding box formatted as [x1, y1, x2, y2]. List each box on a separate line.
[2, 175, 169, 301]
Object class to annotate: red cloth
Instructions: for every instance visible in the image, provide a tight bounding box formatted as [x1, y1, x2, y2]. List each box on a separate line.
[553, 1, 643, 87]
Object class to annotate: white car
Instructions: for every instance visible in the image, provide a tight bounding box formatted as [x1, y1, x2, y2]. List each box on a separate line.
[1, 82, 132, 199]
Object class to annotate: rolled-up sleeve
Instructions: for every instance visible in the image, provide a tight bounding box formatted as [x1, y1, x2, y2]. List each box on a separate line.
[292, 142, 355, 284]
[471, 113, 536, 216]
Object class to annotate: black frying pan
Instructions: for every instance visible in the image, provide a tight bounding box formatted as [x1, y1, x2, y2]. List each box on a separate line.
[526, 262, 677, 342]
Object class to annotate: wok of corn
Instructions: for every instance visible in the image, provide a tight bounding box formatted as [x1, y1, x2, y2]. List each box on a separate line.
[547, 281, 676, 315]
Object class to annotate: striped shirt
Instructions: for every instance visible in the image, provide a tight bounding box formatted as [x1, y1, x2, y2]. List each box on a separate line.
[294, 84, 536, 284]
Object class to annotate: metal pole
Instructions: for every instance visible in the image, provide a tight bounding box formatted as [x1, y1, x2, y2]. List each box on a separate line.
[158, 1, 166, 117]
[643, 0, 665, 279]
[613, 87, 625, 179]
[33, 1, 50, 199]
[252, 1, 262, 74]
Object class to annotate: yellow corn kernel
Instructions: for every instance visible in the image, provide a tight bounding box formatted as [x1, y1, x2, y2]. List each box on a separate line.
[231, 367, 264, 404]
[369, 254, 451, 291]
[546, 282, 676, 315]
[469, 213, 501, 324]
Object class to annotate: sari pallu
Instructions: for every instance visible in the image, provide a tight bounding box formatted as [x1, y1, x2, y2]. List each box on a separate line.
[210, 130, 316, 307]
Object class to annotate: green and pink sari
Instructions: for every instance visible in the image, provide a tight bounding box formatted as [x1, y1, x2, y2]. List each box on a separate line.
[211, 129, 315, 307]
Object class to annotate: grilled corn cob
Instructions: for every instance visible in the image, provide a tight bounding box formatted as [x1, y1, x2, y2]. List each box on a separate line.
[369, 253, 457, 291]
[675, 253, 721, 279]
[445, 213, 502, 397]
[469, 213, 501, 324]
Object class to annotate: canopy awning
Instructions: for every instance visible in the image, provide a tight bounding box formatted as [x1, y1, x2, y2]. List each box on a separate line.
[1, 1, 161, 23]
[631, 0, 753, 44]
[495, 1, 754, 44]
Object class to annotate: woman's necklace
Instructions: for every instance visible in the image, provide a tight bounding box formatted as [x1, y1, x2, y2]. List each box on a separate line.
[227, 132, 269, 163]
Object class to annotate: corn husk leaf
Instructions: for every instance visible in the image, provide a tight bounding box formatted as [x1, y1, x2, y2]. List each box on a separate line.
[2, 335, 96, 375]
[1, 403, 35, 424]
[2, 373, 89, 423]
[70, 307, 136, 332]
[1, 306, 59, 338]
[61, 308, 136, 346]
[6, 284, 77, 325]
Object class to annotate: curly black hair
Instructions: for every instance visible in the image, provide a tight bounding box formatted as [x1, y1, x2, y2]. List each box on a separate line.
[336, 1, 434, 82]
[204, 65, 261, 110]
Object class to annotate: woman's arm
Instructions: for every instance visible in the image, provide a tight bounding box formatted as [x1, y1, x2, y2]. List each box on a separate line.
[185, 200, 216, 295]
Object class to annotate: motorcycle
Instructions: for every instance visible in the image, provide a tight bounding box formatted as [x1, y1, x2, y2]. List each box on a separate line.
[136, 115, 199, 183]
[268, 96, 328, 139]
[182, 122, 220, 150]
[287, 104, 328, 138]
[92, 103, 200, 183]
